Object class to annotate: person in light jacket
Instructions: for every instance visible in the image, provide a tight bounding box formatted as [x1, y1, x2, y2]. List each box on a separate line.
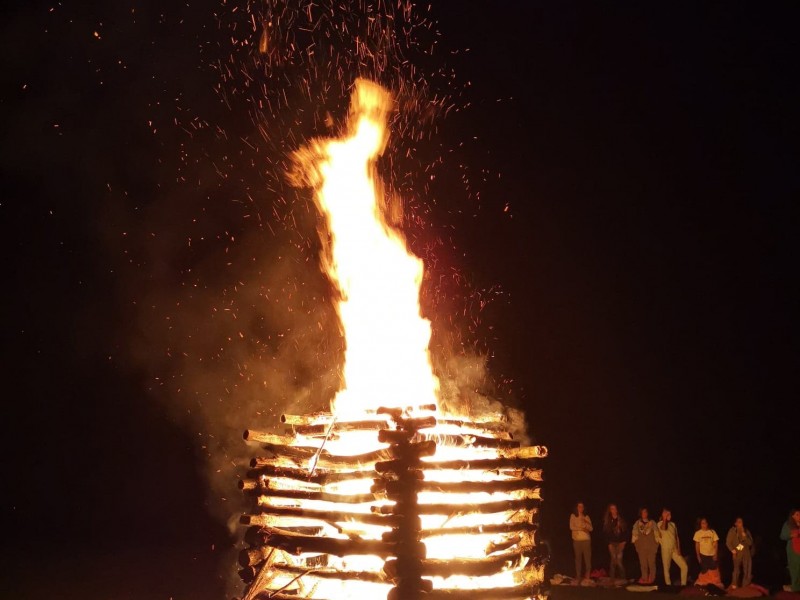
[570, 502, 593, 582]
[726, 517, 754, 588]
[781, 509, 800, 592]
[655, 508, 688, 586]
[632, 507, 658, 584]
[603, 503, 628, 579]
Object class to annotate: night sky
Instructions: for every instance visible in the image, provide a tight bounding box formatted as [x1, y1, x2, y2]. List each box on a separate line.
[2, 2, 798, 599]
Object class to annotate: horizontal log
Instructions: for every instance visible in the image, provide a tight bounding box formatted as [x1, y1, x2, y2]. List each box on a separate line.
[241, 506, 401, 528]
[270, 562, 387, 583]
[416, 433, 520, 449]
[243, 430, 296, 445]
[245, 464, 373, 484]
[377, 479, 540, 495]
[261, 443, 395, 467]
[286, 415, 512, 436]
[255, 488, 377, 505]
[244, 525, 322, 546]
[372, 497, 539, 516]
[383, 521, 536, 541]
[254, 528, 393, 558]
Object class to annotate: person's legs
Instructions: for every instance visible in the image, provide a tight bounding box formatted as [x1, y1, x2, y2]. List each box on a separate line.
[647, 550, 657, 583]
[673, 552, 689, 586]
[636, 545, 647, 582]
[700, 554, 716, 573]
[731, 552, 743, 587]
[788, 550, 800, 592]
[609, 544, 617, 579]
[574, 540, 582, 580]
[661, 545, 673, 585]
[742, 552, 752, 587]
[616, 545, 627, 579]
[583, 541, 592, 579]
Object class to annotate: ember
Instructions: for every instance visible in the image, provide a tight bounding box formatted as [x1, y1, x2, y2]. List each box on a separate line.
[237, 80, 546, 599]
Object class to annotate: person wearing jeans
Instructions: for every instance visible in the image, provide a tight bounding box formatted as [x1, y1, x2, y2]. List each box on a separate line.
[570, 502, 593, 582]
[655, 508, 688, 586]
[726, 517, 754, 588]
[603, 504, 628, 580]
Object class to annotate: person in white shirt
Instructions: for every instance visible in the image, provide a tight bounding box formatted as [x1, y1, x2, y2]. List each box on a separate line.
[655, 508, 688, 586]
[693, 517, 720, 573]
[570, 502, 593, 582]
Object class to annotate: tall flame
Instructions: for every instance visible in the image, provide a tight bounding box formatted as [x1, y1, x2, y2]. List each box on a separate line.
[298, 80, 439, 418]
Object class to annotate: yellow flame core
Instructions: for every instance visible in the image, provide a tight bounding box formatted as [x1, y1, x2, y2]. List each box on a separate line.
[301, 80, 439, 418]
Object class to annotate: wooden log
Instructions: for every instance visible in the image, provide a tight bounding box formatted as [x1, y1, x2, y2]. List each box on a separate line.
[244, 525, 322, 546]
[254, 528, 394, 557]
[415, 433, 520, 449]
[373, 497, 539, 516]
[417, 456, 543, 471]
[243, 430, 296, 445]
[261, 443, 395, 467]
[380, 479, 540, 495]
[241, 506, 400, 528]
[270, 562, 387, 583]
[384, 521, 537, 541]
[255, 488, 376, 505]
[245, 464, 373, 484]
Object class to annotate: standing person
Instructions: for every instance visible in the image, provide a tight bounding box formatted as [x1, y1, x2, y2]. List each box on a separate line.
[726, 517, 754, 589]
[655, 508, 688, 586]
[632, 507, 658, 584]
[781, 509, 800, 592]
[603, 504, 628, 580]
[693, 517, 720, 574]
[570, 502, 593, 582]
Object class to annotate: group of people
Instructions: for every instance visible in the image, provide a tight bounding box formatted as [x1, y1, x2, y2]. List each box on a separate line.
[569, 503, 800, 592]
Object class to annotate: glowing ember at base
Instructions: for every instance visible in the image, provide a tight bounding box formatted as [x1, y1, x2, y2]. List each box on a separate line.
[236, 80, 546, 599]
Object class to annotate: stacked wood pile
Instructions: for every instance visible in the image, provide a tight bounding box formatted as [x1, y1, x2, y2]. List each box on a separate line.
[235, 406, 547, 600]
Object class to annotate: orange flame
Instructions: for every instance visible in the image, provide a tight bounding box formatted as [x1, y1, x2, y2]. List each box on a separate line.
[298, 79, 439, 418]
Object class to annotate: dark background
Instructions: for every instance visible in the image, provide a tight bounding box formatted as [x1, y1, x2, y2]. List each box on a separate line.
[2, 2, 798, 598]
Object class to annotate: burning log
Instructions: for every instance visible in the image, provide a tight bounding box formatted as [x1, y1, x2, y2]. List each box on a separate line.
[374, 478, 540, 495]
[271, 562, 388, 583]
[241, 509, 401, 528]
[373, 497, 539, 516]
[244, 464, 372, 484]
[246, 528, 394, 558]
[255, 488, 377, 504]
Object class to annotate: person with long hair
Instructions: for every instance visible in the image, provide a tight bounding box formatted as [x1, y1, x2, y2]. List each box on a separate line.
[780, 509, 800, 592]
[603, 503, 628, 579]
[693, 517, 720, 573]
[655, 508, 688, 586]
[632, 507, 658, 584]
[569, 501, 593, 582]
[726, 517, 754, 588]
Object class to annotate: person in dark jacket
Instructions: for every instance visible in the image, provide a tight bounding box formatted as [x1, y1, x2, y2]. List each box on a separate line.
[725, 517, 754, 588]
[603, 503, 628, 579]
